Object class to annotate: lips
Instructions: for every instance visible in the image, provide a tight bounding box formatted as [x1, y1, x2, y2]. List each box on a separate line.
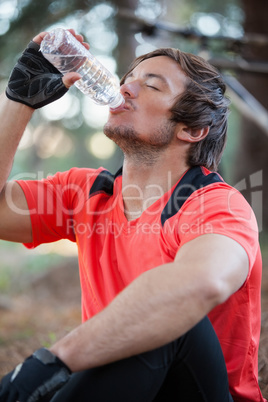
[109, 101, 133, 114]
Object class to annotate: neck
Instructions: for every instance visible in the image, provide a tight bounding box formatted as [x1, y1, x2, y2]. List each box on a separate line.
[121, 149, 189, 221]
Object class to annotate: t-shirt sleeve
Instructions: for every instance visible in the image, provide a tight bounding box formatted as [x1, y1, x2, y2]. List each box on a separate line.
[16, 167, 102, 249]
[177, 183, 259, 275]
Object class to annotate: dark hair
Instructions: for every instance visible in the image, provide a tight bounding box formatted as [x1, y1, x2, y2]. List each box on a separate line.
[121, 48, 230, 171]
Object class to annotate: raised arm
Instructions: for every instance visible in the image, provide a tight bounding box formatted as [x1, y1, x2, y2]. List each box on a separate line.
[0, 94, 34, 243]
[0, 30, 84, 243]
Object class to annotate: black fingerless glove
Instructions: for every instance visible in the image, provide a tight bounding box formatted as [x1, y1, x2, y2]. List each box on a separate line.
[6, 41, 68, 109]
[0, 348, 71, 402]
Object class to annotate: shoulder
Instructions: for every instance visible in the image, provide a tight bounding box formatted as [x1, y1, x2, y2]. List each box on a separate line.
[161, 166, 259, 257]
[49, 167, 106, 186]
[178, 168, 258, 235]
[161, 166, 228, 226]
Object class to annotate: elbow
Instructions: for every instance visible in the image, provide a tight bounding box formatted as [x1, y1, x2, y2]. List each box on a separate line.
[202, 279, 233, 310]
[203, 265, 248, 309]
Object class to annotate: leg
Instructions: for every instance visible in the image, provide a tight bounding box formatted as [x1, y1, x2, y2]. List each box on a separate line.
[51, 351, 168, 402]
[51, 317, 232, 401]
[154, 316, 233, 401]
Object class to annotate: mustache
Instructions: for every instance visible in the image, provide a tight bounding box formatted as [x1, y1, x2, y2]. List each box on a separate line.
[124, 99, 137, 111]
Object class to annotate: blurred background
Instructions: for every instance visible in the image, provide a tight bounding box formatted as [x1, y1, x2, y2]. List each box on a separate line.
[0, 0, 268, 389]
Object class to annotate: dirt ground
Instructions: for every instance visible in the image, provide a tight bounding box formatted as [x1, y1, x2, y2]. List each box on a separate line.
[0, 257, 268, 400]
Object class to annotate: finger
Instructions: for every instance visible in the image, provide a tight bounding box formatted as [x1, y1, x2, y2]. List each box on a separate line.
[82, 42, 90, 50]
[32, 31, 48, 45]
[67, 29, 84, 43]
[67, 29, 90, 50]
[62, 72, 82, 89]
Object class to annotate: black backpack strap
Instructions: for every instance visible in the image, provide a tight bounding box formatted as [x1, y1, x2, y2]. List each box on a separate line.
[89, 167, 123, 197]
[161, 166, 223, 226]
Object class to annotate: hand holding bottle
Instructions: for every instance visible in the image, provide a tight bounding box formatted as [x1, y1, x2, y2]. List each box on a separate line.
[5, 29, 89, 109]
[34, 30, 90, 90]
[40, 28, 124, 109]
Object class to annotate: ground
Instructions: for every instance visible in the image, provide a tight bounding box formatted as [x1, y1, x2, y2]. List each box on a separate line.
[0, 257, 268, 399]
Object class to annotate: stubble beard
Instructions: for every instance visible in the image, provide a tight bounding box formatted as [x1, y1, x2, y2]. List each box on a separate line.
[103, 120, 176, 166]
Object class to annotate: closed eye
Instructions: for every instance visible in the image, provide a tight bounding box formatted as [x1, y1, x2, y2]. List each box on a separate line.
[146, 85, 160, 91]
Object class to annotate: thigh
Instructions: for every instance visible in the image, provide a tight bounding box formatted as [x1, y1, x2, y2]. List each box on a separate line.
[154, 317, 233, 402]
[51, 317, 232, 402]
[51, 350, 170, 402]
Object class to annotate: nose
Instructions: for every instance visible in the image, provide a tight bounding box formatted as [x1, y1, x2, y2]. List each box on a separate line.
[120, 80, 140, 99]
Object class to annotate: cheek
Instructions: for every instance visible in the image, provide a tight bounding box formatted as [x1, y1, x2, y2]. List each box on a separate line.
[143, 98, 172, 116]
[142, 107, 171, 128]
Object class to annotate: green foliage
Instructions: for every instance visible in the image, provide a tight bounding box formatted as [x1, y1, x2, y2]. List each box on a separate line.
[0, 241, 63, 294]
[41, 332, 57, 348]
[0, 268, 11, 292]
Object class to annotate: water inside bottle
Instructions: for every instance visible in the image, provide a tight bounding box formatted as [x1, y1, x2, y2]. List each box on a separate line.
[41, 29, 124, 108]
[42, 54, 88, 74]
[46, 56, 118, 105]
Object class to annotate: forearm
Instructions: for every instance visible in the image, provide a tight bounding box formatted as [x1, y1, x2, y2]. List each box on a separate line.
[50, 261, 216, 372]
[0, 94, 33, 191]
[50, 234, 248, 373]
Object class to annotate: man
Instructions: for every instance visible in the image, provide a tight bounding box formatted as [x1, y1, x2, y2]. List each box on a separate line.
[0, 30, 265, 401]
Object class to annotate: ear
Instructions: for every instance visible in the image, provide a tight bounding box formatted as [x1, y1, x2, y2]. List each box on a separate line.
[176, 124, 210, 143]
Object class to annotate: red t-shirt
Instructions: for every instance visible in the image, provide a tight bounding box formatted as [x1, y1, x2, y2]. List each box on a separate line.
[17, 166, 265, 402]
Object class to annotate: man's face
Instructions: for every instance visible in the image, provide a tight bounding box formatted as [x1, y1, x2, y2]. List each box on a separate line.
[104, 55, 188, 158]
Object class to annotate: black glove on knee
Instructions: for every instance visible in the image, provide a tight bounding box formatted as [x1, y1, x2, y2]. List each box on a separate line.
[0, 348, 71, 402]
[6, 41, 68, 109]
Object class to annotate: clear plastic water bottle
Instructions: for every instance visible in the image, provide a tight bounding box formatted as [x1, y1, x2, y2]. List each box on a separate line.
[40, 28, 124, 109]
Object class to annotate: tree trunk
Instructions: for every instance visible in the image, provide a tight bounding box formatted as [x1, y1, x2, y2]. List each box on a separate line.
[112, 0, 139, 76]
[235, 0, 268, 234]
[105, 0, 140, 172]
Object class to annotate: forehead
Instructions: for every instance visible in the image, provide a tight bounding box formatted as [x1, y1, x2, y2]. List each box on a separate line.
[129, 55, 188, 94]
